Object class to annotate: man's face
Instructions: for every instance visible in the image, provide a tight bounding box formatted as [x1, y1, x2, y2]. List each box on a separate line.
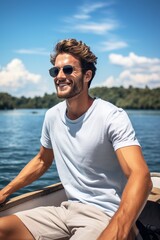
[53, 53, 85, 99]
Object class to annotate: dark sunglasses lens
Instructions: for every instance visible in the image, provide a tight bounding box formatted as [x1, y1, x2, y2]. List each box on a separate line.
[49, 67, 59, 77]
[49, 65, 73, 77]
[63, 65, 73, 75]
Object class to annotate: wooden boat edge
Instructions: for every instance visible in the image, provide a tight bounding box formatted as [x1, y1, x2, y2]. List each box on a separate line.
[0, 182, 63, 212]
[0, 172, 159, 214]
[150, 172, 160, 177]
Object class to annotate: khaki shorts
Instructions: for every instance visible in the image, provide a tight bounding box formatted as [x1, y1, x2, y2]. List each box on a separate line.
[15, 201, 111, 240]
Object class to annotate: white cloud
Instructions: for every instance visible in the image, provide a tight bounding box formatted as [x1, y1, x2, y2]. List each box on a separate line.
[102, 76, 116, 87]
[62, 1, 128, 51]
[99, 40, 128, 51]
[63, 1, 123, 43]
[0, 58, 41, 89]
[109, 52, 160, 68]
[14, 48, 50, 56]
[119, 70, 160, 84]
[74, 14, 90, 20]
[102, 53, 160, 88]
[74, 22, 117, 35]
[74, 2, 108, 20]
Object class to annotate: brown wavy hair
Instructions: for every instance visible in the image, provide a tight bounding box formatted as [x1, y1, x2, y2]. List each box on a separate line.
[50, 39, 97, 88]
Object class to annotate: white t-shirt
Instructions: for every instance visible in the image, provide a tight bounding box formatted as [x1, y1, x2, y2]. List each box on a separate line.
[40, 98, 140, 216]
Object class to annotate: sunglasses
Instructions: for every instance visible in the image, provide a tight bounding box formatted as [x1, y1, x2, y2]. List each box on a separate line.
[49, 65, 76, 78]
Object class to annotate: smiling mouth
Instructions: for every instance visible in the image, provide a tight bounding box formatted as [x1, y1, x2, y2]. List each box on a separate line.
[56, 80, 72, 88]
[58, 83, 70, 87]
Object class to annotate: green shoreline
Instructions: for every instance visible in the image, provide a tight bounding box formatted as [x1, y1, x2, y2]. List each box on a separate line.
[0, 86, 160, 110]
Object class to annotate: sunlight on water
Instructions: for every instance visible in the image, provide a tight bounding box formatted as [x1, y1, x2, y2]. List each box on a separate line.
[0, 109, 160, 197]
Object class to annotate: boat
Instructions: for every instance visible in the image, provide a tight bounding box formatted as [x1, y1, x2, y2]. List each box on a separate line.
[0, 172, 159, 218]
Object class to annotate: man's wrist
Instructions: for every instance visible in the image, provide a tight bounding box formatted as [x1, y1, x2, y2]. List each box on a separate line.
[1, 184, 13, 198]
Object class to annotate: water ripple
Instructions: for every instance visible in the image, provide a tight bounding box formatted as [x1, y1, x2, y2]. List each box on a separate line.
[0, 109, 159, 197]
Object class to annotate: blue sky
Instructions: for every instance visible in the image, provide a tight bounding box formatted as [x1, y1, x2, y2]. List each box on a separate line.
[0, 0, 160, 97]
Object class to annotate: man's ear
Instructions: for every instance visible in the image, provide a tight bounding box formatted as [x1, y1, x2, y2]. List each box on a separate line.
[84, 70, 92, 83]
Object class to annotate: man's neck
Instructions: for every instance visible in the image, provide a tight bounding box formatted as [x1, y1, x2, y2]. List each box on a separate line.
[66, 95, 94, 120]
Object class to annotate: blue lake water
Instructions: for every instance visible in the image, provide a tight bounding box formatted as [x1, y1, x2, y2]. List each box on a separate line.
[0, 109, 160, 198]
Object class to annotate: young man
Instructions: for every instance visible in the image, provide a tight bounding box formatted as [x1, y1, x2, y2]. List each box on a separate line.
[0, 39, 152, 240]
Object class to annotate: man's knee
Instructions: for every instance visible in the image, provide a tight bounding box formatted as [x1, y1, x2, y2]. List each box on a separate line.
[0, 215, 34, 240]
[0, 216, 10, 240]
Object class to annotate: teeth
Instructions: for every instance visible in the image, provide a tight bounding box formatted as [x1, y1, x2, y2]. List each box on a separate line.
[57, 81, 71, 87]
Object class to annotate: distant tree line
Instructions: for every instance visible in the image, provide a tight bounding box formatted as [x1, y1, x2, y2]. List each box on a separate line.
[90, 86, 160, 109]
[0, 86, 160, 110]
[0, 92, 61, 110]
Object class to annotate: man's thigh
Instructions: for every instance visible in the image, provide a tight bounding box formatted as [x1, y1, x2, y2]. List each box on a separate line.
[14, 205, 70, 240]
[10, 202, 111, 240]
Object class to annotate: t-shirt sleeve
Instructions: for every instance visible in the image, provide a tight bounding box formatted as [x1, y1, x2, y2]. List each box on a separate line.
[40, 112, 53, 149]
[107, 108, 140, 151]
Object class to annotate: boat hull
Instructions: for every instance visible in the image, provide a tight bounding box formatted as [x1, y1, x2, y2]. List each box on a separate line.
[0, 182, 67, 217]
[0, 172, 159, 217]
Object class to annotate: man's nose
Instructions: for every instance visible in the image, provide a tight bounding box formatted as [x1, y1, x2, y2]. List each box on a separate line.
[57, 68, 65, 78]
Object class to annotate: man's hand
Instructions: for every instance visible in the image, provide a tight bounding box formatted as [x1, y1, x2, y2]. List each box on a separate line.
[97, 224, 136, 240]
[0, 146, 54, 207]
[0, 190, 8, 205]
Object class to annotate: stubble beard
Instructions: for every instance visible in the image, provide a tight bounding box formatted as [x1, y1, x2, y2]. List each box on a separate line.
[56, 76, 84, 100]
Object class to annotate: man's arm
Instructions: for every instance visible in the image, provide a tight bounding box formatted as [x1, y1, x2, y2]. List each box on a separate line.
[0, 146, 54, 204]
[98, 145, 152, 240]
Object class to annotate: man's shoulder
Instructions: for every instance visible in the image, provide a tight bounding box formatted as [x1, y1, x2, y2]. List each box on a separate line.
[96, 98, 120, 113]
[95, 98, 127, 123]
[45, 101, 66, 118]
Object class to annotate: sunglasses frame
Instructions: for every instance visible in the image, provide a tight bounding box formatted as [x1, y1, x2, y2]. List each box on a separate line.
[49, 65, 75, 78]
